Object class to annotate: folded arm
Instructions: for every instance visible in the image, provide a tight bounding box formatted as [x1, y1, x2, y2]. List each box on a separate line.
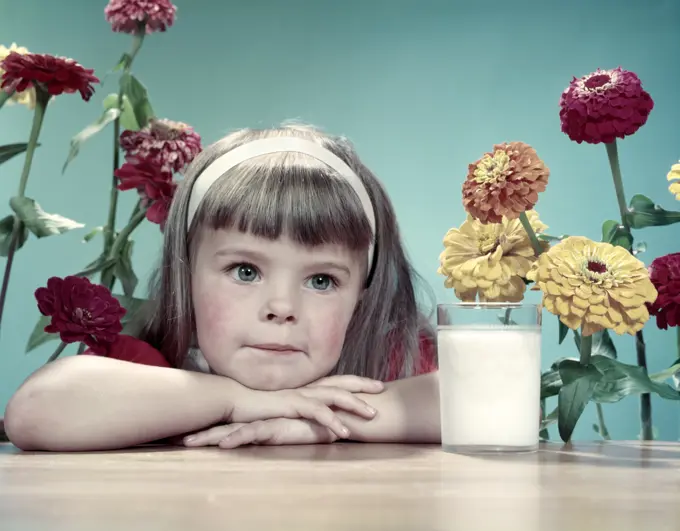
[338, 371, 440, 443]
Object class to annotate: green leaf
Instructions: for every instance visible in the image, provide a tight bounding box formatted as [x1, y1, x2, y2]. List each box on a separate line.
[62, 107, 121, 173]
[82, 226, 104, 243]
[9, 197, 84, 238]
[113, 53, 132, 72]
[0, 143, 37, 166]
[119, 73, 154, 129]
[558, 319, 569, 345]
[540, 407, 558, 432]
[0, 214, 29, 257]
[113, 239, 138, 297]
[590, 355, 680, 403]
[75, 256, 118, 278]
[541, 366, 563, 399]
[625, 194, 680, 229]
[573, 329, 617, 359]
[601, 219, 633, 250]
[103, 93, 139, 131]
[557, 360, 603, 442]
[115, 294, 147, 334]
[25, 315, 57, 353]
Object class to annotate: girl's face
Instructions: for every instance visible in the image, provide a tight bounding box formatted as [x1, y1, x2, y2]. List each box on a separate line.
[191, 228, 366, 390]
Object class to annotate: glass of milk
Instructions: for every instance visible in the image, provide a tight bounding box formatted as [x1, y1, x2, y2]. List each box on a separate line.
[437, 302, 542, 454]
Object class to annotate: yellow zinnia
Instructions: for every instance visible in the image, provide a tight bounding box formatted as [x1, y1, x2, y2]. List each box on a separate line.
[526, 236, 657, 336]
[438, 209, 549, 302]
[667, 162, 680, 201]
[0, 43, 37, 109]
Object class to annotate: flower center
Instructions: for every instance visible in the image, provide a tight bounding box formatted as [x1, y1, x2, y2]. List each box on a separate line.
[584, 74, 611, 90]
[473, 150, 510, 185]
[587, 260, 607, 274]
[150, 118, 188, 140]
[73, 307, 92, 323]
[478, 233, 500, 255]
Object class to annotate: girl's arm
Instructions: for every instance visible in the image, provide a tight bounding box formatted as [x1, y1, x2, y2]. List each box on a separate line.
[336, 371, 441, 443]
[3, 355, 377, 452]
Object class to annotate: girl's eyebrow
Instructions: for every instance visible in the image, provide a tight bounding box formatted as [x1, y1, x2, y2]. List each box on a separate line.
[214, 247, 352, 276]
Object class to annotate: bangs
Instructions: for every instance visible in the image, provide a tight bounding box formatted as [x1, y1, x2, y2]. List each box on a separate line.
[192, 152, 373, 251]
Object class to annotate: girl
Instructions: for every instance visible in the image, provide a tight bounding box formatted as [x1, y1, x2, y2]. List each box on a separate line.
[4, 124, 441, 452]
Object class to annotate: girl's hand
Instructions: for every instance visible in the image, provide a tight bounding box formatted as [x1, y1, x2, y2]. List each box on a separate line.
[226, 384, 379, 439]
[183, 419, 337, 448]
[305, 375, 385, 394]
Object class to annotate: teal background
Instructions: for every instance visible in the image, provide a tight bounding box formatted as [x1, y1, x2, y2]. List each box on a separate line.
[1, 0, 679, 441]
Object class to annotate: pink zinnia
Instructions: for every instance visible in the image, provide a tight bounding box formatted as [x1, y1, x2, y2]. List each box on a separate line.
[647, 253, 680, 330]
[1, 52, 99, 101]
[115, 160, 176, 230]
[559, 67, 654, 144]
[105, 0, 177, 34]
[120, 118, 202, 174]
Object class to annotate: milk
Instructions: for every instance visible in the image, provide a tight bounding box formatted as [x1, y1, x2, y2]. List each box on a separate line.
[437, 325, 541, 453]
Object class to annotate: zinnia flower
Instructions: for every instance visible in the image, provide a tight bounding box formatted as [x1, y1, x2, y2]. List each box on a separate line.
[0, 43, 36, 109]
[35, 276, 126, 354]
[526, 236, 657, 336]
[667, 162, 680, 201]
[462, 142, 549, 224]
[115, 160, 176, 229]
[1, 52, 99, 101]
[559, 67, 654, 144]
[120, 118, 202, 174]
[438, 210, 549, 302]
[105, 0, 177, 34]
[647, 253, 680, 329]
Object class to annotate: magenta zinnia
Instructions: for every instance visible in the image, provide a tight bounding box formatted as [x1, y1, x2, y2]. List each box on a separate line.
[559, 67, 654, 144]
[105, 0, 177, 34]
[35, 276, 126, 354]
[647, 253, 680, 329]
[462, 141, 549, 224]
[0, 52, 99, 101]
[120, 118, 202, 174]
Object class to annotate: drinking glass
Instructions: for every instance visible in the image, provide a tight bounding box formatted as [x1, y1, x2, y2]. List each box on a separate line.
[437, 302, 542, 454]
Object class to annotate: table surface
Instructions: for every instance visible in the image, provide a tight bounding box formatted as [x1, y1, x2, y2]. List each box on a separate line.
[1, 440, 679, 531]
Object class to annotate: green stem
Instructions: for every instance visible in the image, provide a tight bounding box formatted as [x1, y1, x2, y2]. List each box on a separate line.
[100, 207, 148, 290]
[595, 403, 611, 440]
[0, 89, 13, 110]
[47, 341, 68, 363]
[102, 26, 146, 289]
[636, 331, 653, 440]
[518, 211, 544, 256]
[605, 141, 631, 234]
[580, 332, 593, 365]
[604, 141, 652, 440]
[0, 89, 49, 334]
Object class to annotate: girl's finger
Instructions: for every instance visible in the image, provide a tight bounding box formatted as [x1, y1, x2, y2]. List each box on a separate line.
[300, 387, 378, 420]
[183, 424, 244, 447]
[292, 397, 350, 439]
[218, 422, 270, 449]
[308, 375, 384, 394]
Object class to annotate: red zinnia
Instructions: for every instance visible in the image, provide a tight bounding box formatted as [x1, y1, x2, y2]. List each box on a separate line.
[559, 67, 654, 144]
[35, 276, 126, 354]
[115, 160, 176, 229]
[105, 0, 177, 34]
[120, 118, 202, 174]
[1, 52, 99, 101]
[647, 253, 680, 329]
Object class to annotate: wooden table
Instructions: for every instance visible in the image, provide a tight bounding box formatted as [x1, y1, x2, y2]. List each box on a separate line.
[1, 441, 679, 531]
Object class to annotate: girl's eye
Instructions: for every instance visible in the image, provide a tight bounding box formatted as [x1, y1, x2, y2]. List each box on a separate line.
[227, 263, 259, 282]
[307, 274, 336, 291]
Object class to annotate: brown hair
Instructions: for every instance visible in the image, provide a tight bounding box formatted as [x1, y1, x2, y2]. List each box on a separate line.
[135, 123, 435, 380]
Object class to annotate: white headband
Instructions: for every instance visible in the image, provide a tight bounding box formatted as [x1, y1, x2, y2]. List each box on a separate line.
[186, 137, 376, 272]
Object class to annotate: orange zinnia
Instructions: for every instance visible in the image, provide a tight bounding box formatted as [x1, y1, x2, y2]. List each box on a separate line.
[462, 141, 549, 224]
